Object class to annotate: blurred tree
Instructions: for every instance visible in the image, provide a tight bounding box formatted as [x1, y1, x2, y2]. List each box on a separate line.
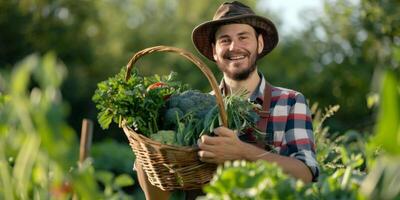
[260, 0, 399, 132]
[0, 0, 101, 135]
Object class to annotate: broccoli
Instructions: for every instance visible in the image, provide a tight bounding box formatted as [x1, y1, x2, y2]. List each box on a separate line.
[161, 90, 216, 130]
[165, 90, 216, 119]
[150, 130, 176, 145]
[163, 107, 184, 127]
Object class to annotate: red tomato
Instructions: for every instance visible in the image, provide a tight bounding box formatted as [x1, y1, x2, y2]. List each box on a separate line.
[146, 82, 171, 100]
[146, 82, 168, 91]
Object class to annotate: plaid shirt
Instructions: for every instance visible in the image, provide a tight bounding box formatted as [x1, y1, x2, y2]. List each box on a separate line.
[220, 72, 319, 181]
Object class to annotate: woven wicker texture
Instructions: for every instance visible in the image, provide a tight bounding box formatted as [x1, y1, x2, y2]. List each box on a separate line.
[123, 46, 228, 190]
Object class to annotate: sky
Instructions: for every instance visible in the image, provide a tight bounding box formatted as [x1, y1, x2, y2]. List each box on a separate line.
[259, 0, 324, 35]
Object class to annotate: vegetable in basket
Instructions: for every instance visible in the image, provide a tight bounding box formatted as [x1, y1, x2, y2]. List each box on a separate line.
[92, 68, 188, 136]
[149, 130, 176, 145]
[160, 90, 216, 146]
[159, 89, 262, 146]
[92, 68, 261, 147]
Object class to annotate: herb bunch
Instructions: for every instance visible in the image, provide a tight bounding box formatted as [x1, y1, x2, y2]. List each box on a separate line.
[92, 68, 187, 136]
[202, 90, 261, 137]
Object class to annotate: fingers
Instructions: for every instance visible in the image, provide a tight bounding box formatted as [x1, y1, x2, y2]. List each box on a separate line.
[199, 135, 220, 145]
[198, 141, 214, 151]
[213, 126, 237, 137]
[198, 150, 216, 162]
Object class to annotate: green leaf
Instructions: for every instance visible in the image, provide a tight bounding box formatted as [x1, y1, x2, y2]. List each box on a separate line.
[367, 93, 379, 109]
[0, 141, 13, 200]
[373, 70, 400, 155]
[203, 106, 218, 134]
[12, 134, 40, 199]
[96, 170, 114, 185]
[98, 110, 113, 130]
[339, 146, 350, 165]
[11, 55, 38, 96]
[114, 174, 134, 187]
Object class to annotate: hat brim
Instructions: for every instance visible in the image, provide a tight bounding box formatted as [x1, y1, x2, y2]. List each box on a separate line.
[192, 14, 279, 62]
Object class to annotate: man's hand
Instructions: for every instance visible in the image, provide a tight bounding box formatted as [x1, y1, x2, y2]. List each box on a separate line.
[198, 126, 246, 164]
[197, 126, 313, 183]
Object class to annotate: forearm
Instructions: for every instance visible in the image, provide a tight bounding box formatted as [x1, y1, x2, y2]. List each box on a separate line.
[240, 142, 313, 183]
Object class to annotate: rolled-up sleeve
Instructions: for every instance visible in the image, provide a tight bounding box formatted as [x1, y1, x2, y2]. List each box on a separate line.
[283, 93, 319, 181]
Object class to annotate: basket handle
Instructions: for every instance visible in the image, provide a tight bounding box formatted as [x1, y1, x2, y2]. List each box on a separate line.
[125, 45, 228, 127]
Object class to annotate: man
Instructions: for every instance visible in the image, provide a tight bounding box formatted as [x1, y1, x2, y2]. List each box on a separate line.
[136, 1, 318, 199]
[193, 0, 319, 183]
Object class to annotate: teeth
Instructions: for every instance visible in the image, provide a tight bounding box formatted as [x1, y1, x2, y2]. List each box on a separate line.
[229, 55, 245, 60]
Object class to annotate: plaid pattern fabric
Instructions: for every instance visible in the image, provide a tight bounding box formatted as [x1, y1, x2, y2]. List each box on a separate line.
[221, 72, 319, 181]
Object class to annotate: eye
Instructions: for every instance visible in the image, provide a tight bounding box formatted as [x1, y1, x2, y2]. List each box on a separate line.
[239, 36, 248, 41]
[218, 38, 230, 45]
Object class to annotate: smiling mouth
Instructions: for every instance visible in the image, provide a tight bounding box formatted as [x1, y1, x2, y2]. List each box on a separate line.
[227, 55, 246, 60]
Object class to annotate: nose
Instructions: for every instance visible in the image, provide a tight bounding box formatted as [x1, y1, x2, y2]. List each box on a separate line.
[228, 40, 239, 51]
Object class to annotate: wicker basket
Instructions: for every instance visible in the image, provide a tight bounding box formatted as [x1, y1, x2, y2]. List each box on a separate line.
[122, 46, 228, 191]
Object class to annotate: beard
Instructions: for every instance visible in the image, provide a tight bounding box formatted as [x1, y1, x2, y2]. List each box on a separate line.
[218, 49, 258, 81]
[220, 59, 257, 81]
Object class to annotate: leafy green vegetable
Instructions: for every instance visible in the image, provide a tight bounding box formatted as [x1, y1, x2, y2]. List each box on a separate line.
[92, 68, 187, 136]
[200, 159, 365, 200]
[160, 89, 260, 146]
[200, 90, 261, 138]
[93, 69, 260, 146]
[200, 160, 307, 200]
[149, 130, 176, 145]
[160, 90, 216, 146]
[224, 90, 261, 137]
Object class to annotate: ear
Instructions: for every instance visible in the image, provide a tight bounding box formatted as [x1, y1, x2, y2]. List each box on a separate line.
[212, 43, 218, 61]
[257, 34, 264, 54]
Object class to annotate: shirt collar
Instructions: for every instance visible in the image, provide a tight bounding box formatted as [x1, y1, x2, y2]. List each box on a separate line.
[219, 71, 267, 103]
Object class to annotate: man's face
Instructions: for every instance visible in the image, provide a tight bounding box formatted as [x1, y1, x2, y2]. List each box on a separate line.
[212, 23, 264, 81]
